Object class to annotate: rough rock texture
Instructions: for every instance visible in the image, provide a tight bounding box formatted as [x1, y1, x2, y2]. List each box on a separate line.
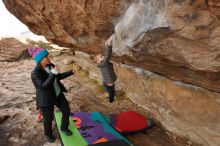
[2, 0, 131, 52]
[0, 38, 30, 61]
[0, 54, 194, 146]
[2, 0, 220, 145]
[113, 0, 220, 92]
[206, 0, 220, 19]
[72, 53, 220, 146]
[3, 0, 220, 92]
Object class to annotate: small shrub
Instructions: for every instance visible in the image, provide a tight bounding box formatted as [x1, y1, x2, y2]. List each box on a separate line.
[96, 85, 106, 93]
[89, 78, 98, 85]
[26, 39, 52, 50]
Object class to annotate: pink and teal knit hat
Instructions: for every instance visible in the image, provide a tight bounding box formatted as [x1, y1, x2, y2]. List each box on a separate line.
[28, 48, 49, 63]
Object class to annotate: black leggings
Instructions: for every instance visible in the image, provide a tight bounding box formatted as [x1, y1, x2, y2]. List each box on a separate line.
[104, 83, 115, 103]
[40, 93, 70, 136]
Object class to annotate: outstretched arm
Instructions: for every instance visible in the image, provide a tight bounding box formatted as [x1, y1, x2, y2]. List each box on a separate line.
[58, 70, 74, 80]
[98, 34, 114, 67]
[50, 63, 74, 80]
[98, 46, 112, 67]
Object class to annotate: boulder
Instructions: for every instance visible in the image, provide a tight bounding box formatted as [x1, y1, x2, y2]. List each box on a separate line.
[0, 38, 30, 61]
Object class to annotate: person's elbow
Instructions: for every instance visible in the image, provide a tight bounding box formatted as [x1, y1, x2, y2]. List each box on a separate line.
[31, 75, 49, 90]
[35, 80, 48, 90]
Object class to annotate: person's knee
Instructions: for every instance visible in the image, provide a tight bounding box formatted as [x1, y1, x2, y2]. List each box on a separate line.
[66, 108, 70, 116]
[62, 106, 70, 116]
[65, 102, 70, 113]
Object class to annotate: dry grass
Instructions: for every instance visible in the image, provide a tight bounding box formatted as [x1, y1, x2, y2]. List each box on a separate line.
[95, 85, 106, 93]
[78, 69, 89, 77]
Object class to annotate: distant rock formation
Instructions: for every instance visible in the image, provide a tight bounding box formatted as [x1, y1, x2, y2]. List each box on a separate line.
[0, 38, 30, 61]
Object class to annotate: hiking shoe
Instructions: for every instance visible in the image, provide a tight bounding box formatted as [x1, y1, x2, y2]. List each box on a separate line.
[46, 135, 55, 143]
[61, 129, 72, 136]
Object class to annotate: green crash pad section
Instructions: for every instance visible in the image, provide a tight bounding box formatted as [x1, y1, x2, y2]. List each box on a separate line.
[54, 112, 88, 146]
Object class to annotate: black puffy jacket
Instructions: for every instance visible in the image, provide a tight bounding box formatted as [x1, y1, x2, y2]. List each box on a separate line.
[31, 63, 73, 107]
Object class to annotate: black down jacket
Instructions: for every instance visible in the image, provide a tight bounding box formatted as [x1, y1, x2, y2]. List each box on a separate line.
[31, 63, 73, 107]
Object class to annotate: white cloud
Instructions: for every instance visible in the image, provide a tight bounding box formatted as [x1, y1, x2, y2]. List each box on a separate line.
[0, 1, 29, 37]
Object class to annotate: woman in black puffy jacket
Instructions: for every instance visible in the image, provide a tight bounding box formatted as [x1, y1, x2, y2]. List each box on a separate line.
[28, 47, 74, 143]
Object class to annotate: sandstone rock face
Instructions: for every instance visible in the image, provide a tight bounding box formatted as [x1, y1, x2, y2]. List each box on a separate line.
[0, 38, 30, 61]
[207, 0, 220, 19]
[72, 53, 220, 146]
[3, 0, 220, 92]
[3, 0, 220, 145]
[3, 0, 131, 52]
[113, 0, 220, 92]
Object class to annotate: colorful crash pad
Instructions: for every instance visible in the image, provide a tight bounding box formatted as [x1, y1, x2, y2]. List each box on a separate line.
[104, 111, 153, 134]
[54, 112, 133, 146]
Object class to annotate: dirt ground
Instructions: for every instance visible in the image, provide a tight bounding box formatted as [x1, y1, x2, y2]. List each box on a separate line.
[0, 54, 197, 146]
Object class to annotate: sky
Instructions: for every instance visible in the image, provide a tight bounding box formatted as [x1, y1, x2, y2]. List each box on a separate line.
[0, 1, 47, 42]
[0, 1, 29, 37]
